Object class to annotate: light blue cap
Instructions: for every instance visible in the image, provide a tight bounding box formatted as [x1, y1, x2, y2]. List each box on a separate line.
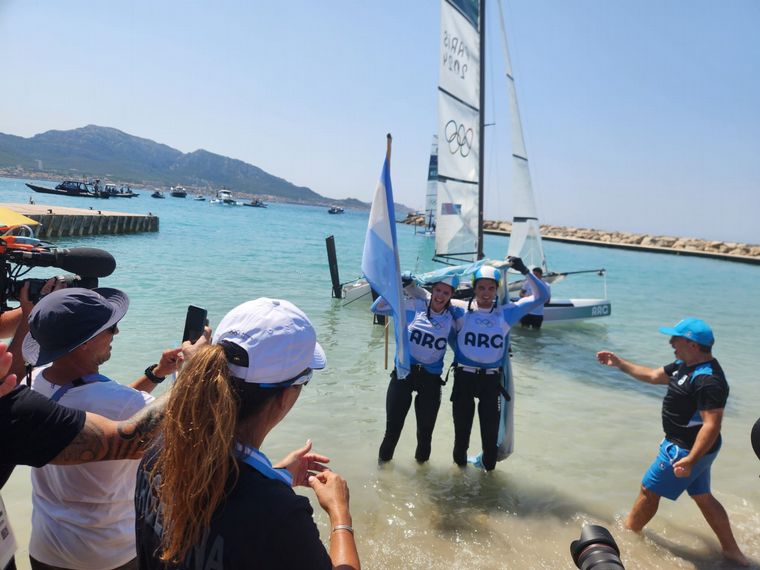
[659, 317, 714, 347]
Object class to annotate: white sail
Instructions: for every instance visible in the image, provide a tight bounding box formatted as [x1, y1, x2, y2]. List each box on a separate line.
[423, 135, 438, 234]
[434, 0, 481, 261]
[497, 1, 547, 272]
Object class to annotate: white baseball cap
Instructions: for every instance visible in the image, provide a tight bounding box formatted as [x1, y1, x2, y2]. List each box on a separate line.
[212, 298, 326, 387]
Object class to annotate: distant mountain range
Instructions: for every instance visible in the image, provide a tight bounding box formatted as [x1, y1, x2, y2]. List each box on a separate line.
[0, 125, 399, 210]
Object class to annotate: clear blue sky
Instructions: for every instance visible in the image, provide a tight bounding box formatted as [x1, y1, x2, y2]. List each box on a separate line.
[1, 1, 758, 243]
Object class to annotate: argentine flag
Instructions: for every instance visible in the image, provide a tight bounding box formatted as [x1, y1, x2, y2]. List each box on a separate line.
[361, 136, 410, 379]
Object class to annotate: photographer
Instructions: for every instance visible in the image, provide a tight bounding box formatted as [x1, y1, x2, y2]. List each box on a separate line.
[597, 318, 748, 566]
[20, 287, 181, 570]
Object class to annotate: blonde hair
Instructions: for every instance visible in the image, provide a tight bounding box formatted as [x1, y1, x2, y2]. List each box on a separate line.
[149, 344, 240, 563]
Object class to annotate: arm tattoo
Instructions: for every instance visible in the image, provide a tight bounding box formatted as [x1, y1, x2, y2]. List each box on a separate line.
[53, 415, 109, 464]
[109, 397, 167, 460]
[52, 395, 167, 464]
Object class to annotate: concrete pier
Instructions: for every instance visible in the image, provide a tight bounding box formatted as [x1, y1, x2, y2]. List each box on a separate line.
[2, 203, 158, 238]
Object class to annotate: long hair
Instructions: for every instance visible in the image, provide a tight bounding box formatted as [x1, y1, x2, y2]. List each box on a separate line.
[148, 344, 277, 563]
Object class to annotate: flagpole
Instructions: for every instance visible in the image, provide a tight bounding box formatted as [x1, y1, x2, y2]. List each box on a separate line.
[384, 320, 389, 370]
[384, 132, 392, 371]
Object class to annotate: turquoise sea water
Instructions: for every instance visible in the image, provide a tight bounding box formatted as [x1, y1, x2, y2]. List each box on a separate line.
[3, 177, 759, 569]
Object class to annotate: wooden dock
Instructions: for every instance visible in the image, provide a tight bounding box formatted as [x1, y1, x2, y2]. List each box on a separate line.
[2, 203, 158, 238]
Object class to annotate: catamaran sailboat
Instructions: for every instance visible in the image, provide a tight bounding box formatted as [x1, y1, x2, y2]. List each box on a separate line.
[423, 0, 610, 323]
[344, 1, 610, 322]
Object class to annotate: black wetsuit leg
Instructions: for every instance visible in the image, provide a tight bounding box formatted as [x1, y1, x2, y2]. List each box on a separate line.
[476, 375, 502, 471]
[451, 368, 476, 466]
[520, 314, 544, 329]
[413, 371, 442, 462]
[379, 369, 414, 461]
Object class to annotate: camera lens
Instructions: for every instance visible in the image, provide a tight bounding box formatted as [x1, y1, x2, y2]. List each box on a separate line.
[570, 524, 624, 570]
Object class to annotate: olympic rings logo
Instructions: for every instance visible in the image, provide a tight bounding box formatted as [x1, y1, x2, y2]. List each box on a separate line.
[474, 318, 493, 327]
[445, 120, 474, 157]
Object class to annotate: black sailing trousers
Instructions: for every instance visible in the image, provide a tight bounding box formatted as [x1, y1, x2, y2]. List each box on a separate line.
[451, 368, 502, 471]
[378, 367, 442, 462]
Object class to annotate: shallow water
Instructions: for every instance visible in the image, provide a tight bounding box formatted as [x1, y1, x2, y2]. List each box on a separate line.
[3, 177, 759, 568]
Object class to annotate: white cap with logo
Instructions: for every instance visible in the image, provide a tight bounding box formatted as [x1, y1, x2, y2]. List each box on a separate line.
[212, 298, 326, 387]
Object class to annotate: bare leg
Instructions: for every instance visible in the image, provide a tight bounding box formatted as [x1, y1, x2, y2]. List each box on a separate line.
[691, 493, 749, 566]
[625, 485, 660, 532]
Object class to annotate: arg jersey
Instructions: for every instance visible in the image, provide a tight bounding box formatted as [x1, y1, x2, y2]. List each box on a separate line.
[372, 296, 455, 374]
[451, 272, 550, 368]
[661, 358, 728, 451]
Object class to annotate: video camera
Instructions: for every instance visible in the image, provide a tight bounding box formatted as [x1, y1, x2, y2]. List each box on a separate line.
[570, 524, 624, 569]
[0, 230, 116, 311]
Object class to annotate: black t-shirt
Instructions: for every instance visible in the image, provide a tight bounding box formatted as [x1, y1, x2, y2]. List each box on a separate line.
[0, 385, 86, 488]
[135, 446, 333, 570]
[661, 358, 728, 451]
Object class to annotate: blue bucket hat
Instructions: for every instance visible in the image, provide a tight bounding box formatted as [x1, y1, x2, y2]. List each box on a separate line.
[659, 317, 714, 347]
[23, 287, 129, 366]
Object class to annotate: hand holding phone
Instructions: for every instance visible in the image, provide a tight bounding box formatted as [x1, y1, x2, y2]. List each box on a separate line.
[182, 305, 208, 343]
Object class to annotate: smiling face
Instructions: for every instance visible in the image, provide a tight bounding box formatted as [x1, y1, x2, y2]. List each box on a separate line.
[474, 279, 498, 308]
[430, 282, 454, 312]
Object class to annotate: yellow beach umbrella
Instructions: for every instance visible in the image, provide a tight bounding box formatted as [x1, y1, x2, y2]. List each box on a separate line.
[0, 206, 39, 228]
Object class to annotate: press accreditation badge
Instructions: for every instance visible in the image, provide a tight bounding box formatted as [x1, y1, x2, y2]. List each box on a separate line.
[0, 494, 17, 568]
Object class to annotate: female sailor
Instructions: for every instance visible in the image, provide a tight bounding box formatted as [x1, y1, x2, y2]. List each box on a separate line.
[449, 257, 549, 471]
[371, 276, 459, 463]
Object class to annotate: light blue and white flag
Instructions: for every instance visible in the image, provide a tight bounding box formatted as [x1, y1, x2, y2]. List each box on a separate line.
[361, 135, 410, 379]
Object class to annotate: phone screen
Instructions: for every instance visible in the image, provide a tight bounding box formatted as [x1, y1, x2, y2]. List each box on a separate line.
[182, 305, 208, 343]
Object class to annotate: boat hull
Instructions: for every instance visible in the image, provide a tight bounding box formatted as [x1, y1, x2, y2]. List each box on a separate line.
[26, 183, 109, 199]
[543, 299, 611, 322]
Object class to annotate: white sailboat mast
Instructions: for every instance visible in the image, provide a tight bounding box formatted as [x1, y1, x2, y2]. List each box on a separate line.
[497, 0, 547, 272]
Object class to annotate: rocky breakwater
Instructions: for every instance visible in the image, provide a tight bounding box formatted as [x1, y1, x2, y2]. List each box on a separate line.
[402, 214, 759, 264]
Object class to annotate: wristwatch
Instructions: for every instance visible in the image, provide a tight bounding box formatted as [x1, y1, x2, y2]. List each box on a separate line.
[144, 364, 166, 384]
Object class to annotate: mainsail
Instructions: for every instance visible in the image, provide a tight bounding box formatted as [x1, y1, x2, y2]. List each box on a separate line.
[434, 0, 483, 263]
[422, 135, 438, 235]
[498, 1, 546, 272]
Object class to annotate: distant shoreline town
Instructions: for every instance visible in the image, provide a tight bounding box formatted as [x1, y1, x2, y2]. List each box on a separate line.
[403, 214, 760, 265]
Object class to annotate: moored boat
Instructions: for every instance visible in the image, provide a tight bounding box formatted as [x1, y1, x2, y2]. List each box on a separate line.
[170, 186, 187, 198]
[243, 198, 268, 208]
[328, 206, 345, 214]
[25, 180, 110, 199]
[210, 189, 238, 205]
[151, 191, 166, 199]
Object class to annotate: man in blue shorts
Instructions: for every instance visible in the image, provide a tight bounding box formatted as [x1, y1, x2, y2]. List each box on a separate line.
[597, 318, 748, 566]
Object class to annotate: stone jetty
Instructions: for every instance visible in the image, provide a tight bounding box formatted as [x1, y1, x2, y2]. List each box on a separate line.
[3, 203, 158, 238]
[402, 214, 759, 265]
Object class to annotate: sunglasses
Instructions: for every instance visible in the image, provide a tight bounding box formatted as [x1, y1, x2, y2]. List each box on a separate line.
[258, 368, 313, 389]
[107, 323, 119, 334]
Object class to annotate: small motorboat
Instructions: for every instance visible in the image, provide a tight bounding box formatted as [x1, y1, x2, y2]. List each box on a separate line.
[104, 184, 139, 198]
[244, 198, 268, 208]
[328, 206, 345, 214]
[151, 191, 166, 199]
[193, 194, 206, 201]
[170, 186, 187, 198]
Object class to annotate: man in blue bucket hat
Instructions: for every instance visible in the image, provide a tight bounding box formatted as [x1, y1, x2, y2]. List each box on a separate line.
[20, 287, 183, 570]
[596, 318, 748, 566]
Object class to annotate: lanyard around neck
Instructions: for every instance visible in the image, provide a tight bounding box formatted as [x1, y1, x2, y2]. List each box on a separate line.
[234, 442, 293, 486]
[50, 373, 110, 402]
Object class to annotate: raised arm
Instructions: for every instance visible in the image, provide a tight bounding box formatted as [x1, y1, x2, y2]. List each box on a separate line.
[370, 285, 423, 316]
[596, 351, 669, 384]
[129, 347, 183, 392]
[504, 271, 550, 325]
